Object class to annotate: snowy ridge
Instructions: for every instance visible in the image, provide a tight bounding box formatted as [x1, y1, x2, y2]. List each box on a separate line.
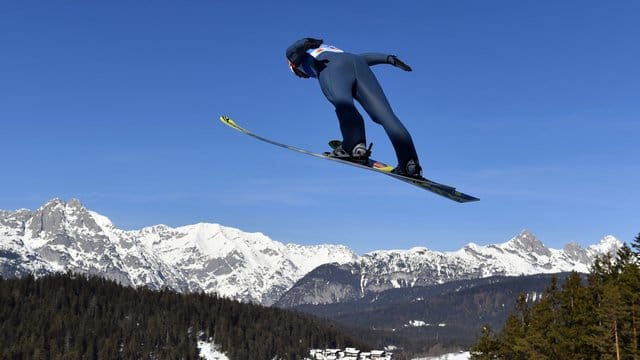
[358, 229, 621, 292]
[0, 199, 623, 307]
[0, 199, 357, 305]
[278, 230, 622, 306]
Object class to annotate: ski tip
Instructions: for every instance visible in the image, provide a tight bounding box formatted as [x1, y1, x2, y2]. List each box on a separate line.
[219, 115, 238, 128]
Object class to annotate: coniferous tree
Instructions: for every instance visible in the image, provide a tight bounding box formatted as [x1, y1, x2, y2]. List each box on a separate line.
[618, 246, 640, 360]
[473, 232, 640, 359]
[524, 275, 563, 358]
[469, 325, 499, 360]
[550, 272, 586, 357]
[496, 293, 531, 359]
[0, 273, 369, 360]
[631, 233, 640, 261]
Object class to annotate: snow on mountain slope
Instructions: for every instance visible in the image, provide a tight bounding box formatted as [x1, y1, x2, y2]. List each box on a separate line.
[278, 230, 623, 306]
[360, 229, 622, 291]
[0, 199, 357, 305]
[0, 199, 624, 307]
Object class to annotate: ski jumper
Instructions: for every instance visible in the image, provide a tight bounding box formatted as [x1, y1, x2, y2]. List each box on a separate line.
[286, 39, 419, 171]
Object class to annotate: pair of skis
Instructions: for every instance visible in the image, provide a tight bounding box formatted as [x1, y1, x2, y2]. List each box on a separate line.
[219, 116, 478, 203]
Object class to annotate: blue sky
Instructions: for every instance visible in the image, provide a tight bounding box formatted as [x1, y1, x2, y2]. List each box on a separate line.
[1, 1, 638, 253]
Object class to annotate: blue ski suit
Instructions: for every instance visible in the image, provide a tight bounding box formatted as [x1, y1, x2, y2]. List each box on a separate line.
[286, 38, 419, 171]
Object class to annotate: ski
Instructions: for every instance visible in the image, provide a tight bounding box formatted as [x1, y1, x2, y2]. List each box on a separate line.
[219, 115, 479, 203]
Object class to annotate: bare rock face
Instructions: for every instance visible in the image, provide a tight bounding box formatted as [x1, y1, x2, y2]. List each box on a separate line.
[276, 263, 363, 307]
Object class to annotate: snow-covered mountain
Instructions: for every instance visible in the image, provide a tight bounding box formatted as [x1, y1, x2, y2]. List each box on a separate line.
[0, 199, 624, 307]
[362, 230, 620, 287]
[277, 230, 622, 307]
[0, 199, 358, 305]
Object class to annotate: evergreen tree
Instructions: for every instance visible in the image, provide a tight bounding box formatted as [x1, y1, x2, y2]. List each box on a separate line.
[555, 272, 592, 358]
[618, 249, 640, 360]
[469, 325, 499, 359]
[496, 293, 531, 359]
[524, 275, 563, 358]
[473, 232, 640, 359]
[0, 273, 369, 360]
[631, 233, 640, 261]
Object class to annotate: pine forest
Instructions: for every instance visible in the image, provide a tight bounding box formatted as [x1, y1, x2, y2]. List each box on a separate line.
[471, 233, 640, 359]
[0, 273, 366, 359]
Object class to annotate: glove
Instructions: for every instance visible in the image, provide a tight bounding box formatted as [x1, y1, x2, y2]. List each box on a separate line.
[388, 55, 412, 72]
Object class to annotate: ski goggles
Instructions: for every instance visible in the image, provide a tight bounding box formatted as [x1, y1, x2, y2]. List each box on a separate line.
[288, 60, 310, 79]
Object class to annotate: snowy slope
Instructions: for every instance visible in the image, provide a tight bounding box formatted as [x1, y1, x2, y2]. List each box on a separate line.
[414, 352, 470, 360]
[0, 199, 623, 306]
[278, 230, 622, 306]
[360, 229, 621, 291]
[0, 199, 357, 305]
[198, 340, 229, 360]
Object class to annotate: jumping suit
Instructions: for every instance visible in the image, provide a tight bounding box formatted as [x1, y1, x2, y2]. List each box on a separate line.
[286, 38, 420, 173]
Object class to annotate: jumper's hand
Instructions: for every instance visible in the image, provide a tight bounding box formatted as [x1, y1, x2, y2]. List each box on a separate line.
[388, 55, 412, 72]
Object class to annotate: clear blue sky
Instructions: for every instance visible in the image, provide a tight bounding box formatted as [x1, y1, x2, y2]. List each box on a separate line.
[1, 1, 638, 253]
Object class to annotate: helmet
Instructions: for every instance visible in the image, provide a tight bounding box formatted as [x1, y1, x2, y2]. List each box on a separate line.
[286, 38, 324, 79]
[288, 60, 310, 79]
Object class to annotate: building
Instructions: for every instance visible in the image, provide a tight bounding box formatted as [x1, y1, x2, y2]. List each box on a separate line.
[307, 347, 392, 360]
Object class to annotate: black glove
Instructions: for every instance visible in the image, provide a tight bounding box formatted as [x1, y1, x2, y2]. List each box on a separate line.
[388, 55, 412, 72]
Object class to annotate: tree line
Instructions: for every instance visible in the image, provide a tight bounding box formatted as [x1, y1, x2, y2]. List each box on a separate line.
[0, 273, 368, 359]
[471, 233, 640, 359]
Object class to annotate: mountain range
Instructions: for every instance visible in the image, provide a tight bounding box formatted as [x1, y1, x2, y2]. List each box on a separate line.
[0, 199, 357, 305]
[283, 273, 576, 351]
[0, 199, 622, 306]
[277, 229, 620, 307]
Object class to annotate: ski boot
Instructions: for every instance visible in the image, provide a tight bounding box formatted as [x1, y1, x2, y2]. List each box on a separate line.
[326, 142, 371, 165]
[392, 159, 424, 180]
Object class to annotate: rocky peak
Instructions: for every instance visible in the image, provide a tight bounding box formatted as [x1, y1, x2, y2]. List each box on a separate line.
[563, 242, 589, 263]
[2, 199, 361, 305]
[0, 209, 31, 230]
[589, 235, 623, 257]
[0, 199, 627, 307]
[27, 198, 102, 238]
[507, 230, 551, 257]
